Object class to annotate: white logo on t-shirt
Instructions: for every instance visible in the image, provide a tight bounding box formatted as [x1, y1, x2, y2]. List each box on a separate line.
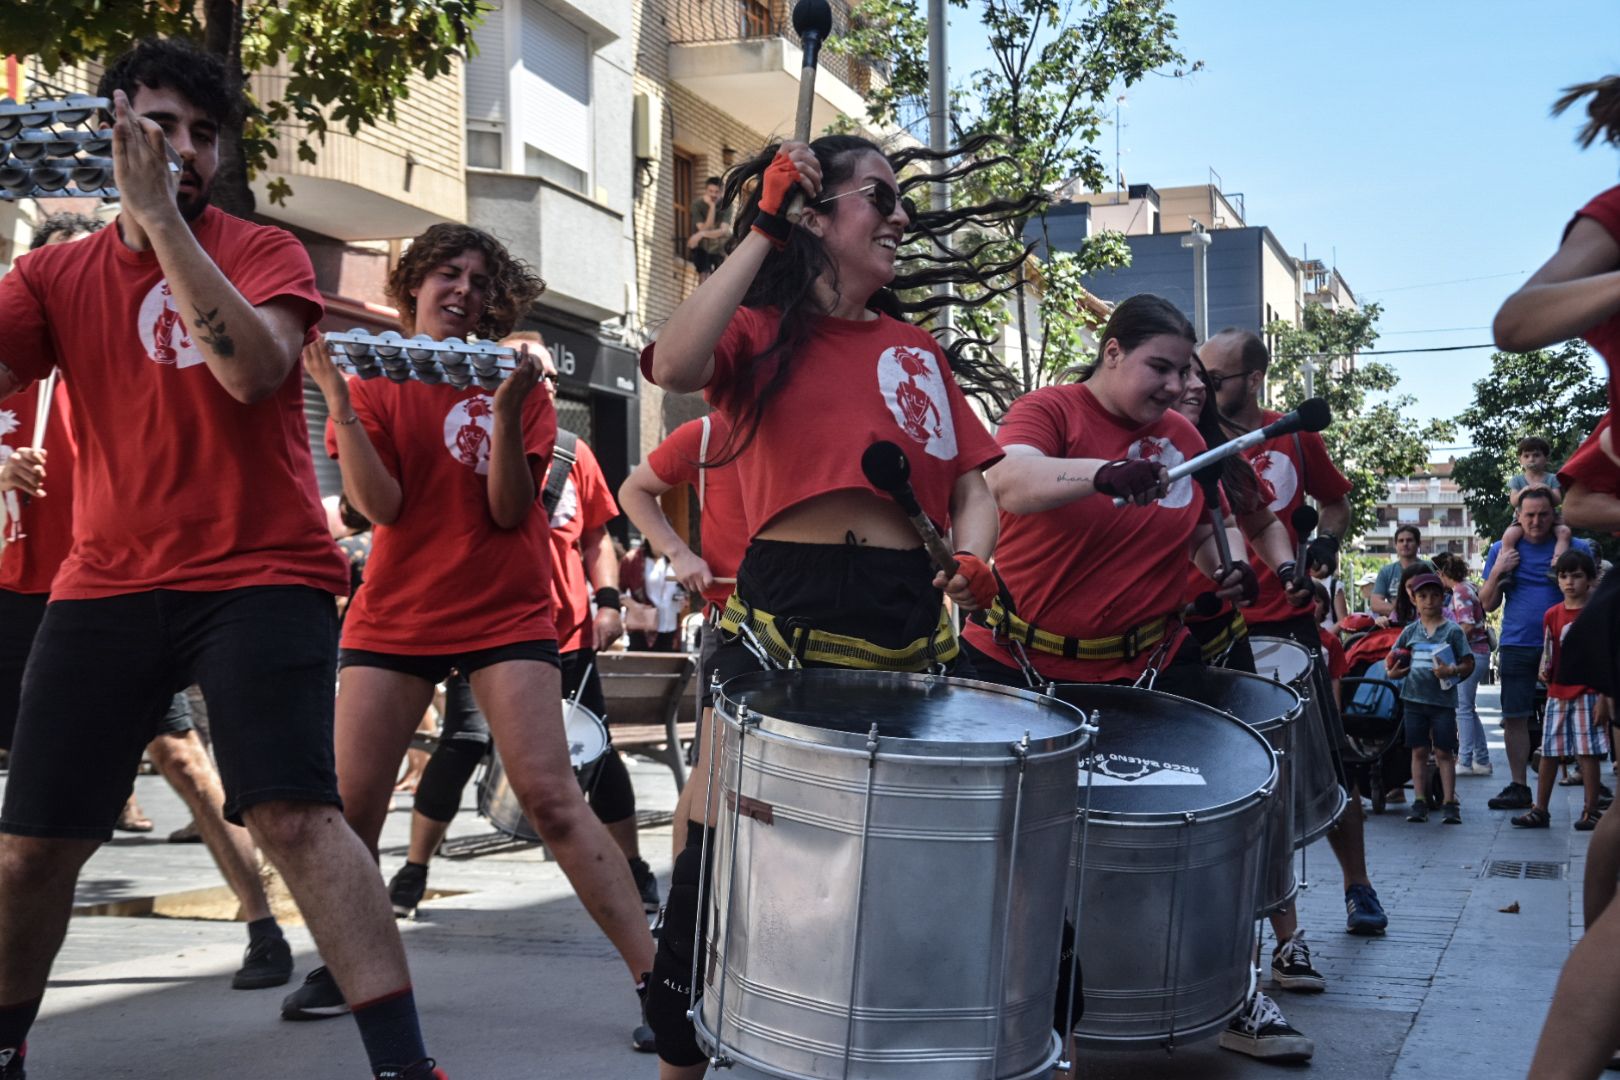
[443, 395, 496, 475]
[876, 344, 957, 461]
[136, 280, 203, 368]
[1248, 448, 1299, 512]
[550, 475, 579, 530]
[1127, 435, 1193, 509]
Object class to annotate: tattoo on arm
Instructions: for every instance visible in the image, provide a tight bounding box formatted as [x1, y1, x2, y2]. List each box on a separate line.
[192, 305, 236, 358]
[1055, 471, 1089, 484]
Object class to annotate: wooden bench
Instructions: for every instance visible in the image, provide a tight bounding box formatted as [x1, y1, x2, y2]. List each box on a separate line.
[598, 650, 698, 790]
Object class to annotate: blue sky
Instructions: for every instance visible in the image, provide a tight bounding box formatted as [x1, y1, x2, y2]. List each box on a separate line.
[948, 0, 1620, 447]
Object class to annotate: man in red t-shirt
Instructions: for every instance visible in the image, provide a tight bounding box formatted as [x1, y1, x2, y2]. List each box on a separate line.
[0, 40, 439, 1080]
[1201, 328, 1388, 940]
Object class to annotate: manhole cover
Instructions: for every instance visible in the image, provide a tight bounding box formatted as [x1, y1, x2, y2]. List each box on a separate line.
[1483, 860, 1565, 880]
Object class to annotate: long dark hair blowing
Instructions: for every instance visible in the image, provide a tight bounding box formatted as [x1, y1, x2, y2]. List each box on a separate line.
[1553, 76, 1620, 149]
[711, 133, 1044, 465]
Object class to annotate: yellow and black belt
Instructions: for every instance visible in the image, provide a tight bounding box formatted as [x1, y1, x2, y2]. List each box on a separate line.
[1194, 608, 1249, 663]
[716, 593, 959, 672]
[978, 598, 1169, 662]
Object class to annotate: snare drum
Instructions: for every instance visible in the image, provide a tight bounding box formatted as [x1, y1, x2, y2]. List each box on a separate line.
[1151, 667, 1303, 917]
[1048, 683, 1276, 1050]
[1251, 636, 1347, 847]
[697, 670, 1091, 1080]
[478, 702, 610, 842]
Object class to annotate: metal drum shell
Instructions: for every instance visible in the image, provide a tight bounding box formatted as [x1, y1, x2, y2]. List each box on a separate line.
[700, 671, 1090, 1080]
[1047, 683, 1275, 1051]
[1148, 667, 1302, 917]
[1250, 637, 1348, 848]
[478, 703, 609, 842]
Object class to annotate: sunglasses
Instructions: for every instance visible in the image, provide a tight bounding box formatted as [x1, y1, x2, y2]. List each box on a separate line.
[814, 181, 911, 222]
[1203, 369, 1252, 391]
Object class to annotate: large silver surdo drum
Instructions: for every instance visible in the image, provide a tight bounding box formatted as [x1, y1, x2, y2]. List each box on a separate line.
[1250, 637, 1347, 848]
[478, 702, 609, 842]
[696, 671, 1092, 1080]
[1150, 667, 1303, 917]
[1047, 684, 1276, 1050]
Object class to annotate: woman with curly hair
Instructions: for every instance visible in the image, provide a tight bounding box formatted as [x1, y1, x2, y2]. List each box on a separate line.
[294, 223, 655, 1039]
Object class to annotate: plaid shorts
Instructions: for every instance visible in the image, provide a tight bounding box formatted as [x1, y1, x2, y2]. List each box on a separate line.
[1543, 694, 1612, 759]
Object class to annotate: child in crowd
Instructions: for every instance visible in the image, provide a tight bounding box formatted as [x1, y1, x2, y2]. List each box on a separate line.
[1514, 549, 1609, 831]
[1313, 581, 1347, 710]
[1502, 436, 1573, 569]
[1386, 573, 1475, 824]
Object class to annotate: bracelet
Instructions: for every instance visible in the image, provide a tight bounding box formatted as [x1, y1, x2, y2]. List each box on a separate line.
[332, 413, 361, 426]
[594, 587, 622, 611]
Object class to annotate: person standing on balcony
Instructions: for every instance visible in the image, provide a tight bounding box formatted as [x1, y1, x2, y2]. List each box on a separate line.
[687, 177, 731, 281]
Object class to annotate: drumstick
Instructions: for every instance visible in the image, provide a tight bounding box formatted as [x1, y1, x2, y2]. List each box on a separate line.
[782, 0, 834, 224]
[563, 658, 594, 727]
[31, 369, 56, 450]
[1111, 398, 1331, 506]
[861, 441, 959, 576]
[1290, 505, 1319, 591]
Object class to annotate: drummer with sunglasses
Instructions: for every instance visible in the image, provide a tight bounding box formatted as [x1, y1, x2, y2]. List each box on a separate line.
[640, 134, 1003, 1079]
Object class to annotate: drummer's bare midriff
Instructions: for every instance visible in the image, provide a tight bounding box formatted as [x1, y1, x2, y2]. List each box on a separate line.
[754, 487, 927, 549]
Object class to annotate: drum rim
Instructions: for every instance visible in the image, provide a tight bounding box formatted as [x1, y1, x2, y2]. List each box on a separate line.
[561, 699, 610, 765]
[715, 669, 1093, 757]
[1147, 667, 1304, 736]
[1248, 634, 1314, 680]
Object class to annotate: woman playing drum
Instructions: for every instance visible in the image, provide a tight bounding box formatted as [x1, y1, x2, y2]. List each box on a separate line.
[639, 134, 1014, 1078]
[298, 223, 654, 1036]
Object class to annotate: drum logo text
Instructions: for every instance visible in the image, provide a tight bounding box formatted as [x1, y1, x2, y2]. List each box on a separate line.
[1082, 753, 1207, 786]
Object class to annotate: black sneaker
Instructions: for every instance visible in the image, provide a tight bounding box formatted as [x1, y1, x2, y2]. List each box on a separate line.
[232, 933, 293, 989]
[1218, 991, 1313, 1062]
[1487, 782, 1533, 810]
[1271, 931, 1325, 992]
[0, 1044, 24, 1079]
[1407, 800, 1429, 823]
[280, 965, 349, 1020]
[1442, 800, 1462, 825]
[630, 858, 660, 914]
[389, 861, 428, 919]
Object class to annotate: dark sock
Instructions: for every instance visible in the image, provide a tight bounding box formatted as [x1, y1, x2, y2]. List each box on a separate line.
[0, 997, 40, 1053]
[247, 916, 283, 944]
[352, 987, 427, 1076]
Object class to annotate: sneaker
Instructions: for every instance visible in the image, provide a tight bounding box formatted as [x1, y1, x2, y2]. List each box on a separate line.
[232, 933, 293, 989]
[633, 974, 657, 1054]
[1217, 991, 1313, 1062]
[630, 858, 660, 914]
[1487, 782, 1533, 810]
[0, 1044, 25, 1079]
[1576, 810, 1603, 832]
[374, 1061, 447, 1080]
[1511, 807, 1551, 829]
[1270, 931, 1325, 992]
[1345, 884, 1388, 936]
[1406, 800, 1429, 823]
[1442, 800, 1462, 825]
[388, 861, 428, 919]
[280, 965, 349, 1020]
[1474, 762, 1495, 776]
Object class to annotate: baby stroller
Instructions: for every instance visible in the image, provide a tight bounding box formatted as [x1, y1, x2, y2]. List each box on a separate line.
[1339, 622, 1418, 815]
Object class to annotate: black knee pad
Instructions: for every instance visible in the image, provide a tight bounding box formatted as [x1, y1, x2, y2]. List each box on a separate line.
[413, 736, 486, 823]
[1052, 918, 1084, 1032]
[586, 749, 636, 824]
[647, 827, 711, 1066]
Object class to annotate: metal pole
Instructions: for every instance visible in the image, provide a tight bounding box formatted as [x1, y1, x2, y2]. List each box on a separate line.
[1181, 224, 1211, 344]
[927, 0, 952, 335]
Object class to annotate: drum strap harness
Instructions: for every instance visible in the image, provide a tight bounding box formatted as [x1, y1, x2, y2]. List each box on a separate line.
[716, 593, 960, 671]
[542, 429, 580, 516]
[979, 598, 1169, 662]
[1197, 609, 1249, 664]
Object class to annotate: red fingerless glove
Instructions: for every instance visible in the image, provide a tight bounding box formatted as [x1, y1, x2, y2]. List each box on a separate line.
[1094, 458, 1163, 500]
[951, 551, 998, 610]
[751, 151, 801, 250]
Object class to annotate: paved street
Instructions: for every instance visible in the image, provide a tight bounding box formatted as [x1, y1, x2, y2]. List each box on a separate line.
[3, 682, 1598, 1079]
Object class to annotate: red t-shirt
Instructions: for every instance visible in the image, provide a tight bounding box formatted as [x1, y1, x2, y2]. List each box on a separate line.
[961, 384, 1214, 683]
[640, 307, 1002, 536]
[1544, 601, 1596, 700]
[0, 207, 347, 599]
[0, 379, 75, 594]
[547, 437, 619, 654]
[1318, 626, 1348, 682]
[1569, 186, 1620, 416]
[1240, 416, 1352, 625]
[330, 376, 558, 653]
[1559, 414, 1620, 509]
[647, 413, 749, 607]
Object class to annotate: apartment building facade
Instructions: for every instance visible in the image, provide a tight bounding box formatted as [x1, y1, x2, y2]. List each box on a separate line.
[1367, 459, 1483, 566]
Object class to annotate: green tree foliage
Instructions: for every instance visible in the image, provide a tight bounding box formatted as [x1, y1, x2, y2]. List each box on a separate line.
[0, 0, 482, 214]
[1264, 302, 1455, 543]
[831, 0, 1193, 401]
[1452, 341, 1608, 547]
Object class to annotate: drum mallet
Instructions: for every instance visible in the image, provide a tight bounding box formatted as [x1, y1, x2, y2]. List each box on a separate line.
[781, 0, 835, 223]
[1111, 397, 1332, 507]
[19, 368, 58, 507]
[862, 440, 960, 577]
[1290, 504, 1320, 592]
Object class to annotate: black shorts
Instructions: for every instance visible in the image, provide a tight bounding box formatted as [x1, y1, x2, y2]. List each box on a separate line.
[1186, 612, 1257, 673]
[710, 539, 967, 686]
[1, 586, 342, 838]
[0, 589, 49, 753]
[339, 639, 561, 683]
[1249, 612, 1352, 790]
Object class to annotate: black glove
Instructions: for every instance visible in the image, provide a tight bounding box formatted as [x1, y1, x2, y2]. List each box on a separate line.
[1095, 459, 1165, 502]
[1278, 562, 1313, 607]
[1306, 534, 1340, 574]
[1220, 562, 1261, 605]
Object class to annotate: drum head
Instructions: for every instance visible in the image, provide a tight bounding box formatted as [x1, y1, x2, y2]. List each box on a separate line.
[1251, 636, 1312, 685]
[1050, 684, 1274, 817]
[562, 702, 608, 770]
[1151, 666, 1301, 735]
[718, 670, 1086, 756]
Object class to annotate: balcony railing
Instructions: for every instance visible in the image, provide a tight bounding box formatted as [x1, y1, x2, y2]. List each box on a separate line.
[666, 0, 880, 94]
